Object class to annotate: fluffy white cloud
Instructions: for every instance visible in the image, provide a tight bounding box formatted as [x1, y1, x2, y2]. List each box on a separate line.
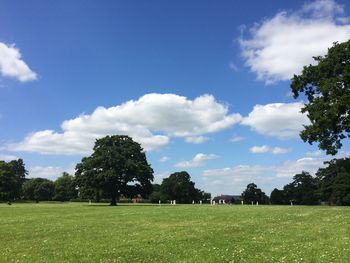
[8, 93, 241, 155]
[0, 42, 37, 82]
[240, 0, 350, 84]
[185, 136, 209, 144]
[175, 153, 218, 168]
[241, 102, 310, 139]
[249, 145, 292, 154]
[271, 147, 292, 154]
[250, 145, 270, 154]
[28, 165, 74, 180]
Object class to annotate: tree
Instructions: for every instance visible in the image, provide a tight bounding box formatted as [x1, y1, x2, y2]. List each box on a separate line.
[22, 178, 55, 202]
[53, 172, 77, 201]
[292, 172, 318, 205]
[291, 40, 350, 155]
[75, 135, 154, 206]
[316, 158, 350, 205]
[160, 171, 201, 203]
[241, 183, 269, 204]
[0, 159, 27, 202]
[281, 172, 318, 205]
[270, 188, 285, 205]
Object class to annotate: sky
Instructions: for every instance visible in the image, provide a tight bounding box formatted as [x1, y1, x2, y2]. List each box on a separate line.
[1, 0, 350, 196]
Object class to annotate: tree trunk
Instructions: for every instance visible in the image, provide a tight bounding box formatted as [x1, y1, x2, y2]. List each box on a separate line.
[110, 193, 117, 206]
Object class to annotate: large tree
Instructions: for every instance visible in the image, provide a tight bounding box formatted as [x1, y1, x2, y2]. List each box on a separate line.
[75, 135, 154, 206]
[160, 171, 201, 203]
[22, 178, 55, 202]
[241, 183, 269, 204]
[291, 40, 350, 155]
[316, 158, 350, 205]
[53, 172, 78, 201]
[0, 159, 27, 202]
[287, 171, 318, 205]
[270, 188, 285, 205]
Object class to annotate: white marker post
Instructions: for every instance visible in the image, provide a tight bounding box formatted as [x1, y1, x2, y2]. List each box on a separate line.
[159, 200, 161, 206]
[200, 200, 202, 205]
[256, 201, 259, 206]
[192, 200, 195, 204]
[173, 200, 176, 205]
[241, 200, 244, 205]
[251, 201, 254, 206]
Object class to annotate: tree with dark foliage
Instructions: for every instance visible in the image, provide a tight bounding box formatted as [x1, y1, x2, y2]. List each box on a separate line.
[316, 158, 350, 205]
[291, 40, 350, 155]
[75, 135, 154, 206]
[241, 183, 269, 204]
[0, 159, 27, 202]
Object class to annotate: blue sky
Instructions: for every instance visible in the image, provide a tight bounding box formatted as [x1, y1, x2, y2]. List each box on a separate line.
[1, 0, 350, 196]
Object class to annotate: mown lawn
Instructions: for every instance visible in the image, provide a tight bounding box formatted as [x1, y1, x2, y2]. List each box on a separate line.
[0, 203, 349, 262]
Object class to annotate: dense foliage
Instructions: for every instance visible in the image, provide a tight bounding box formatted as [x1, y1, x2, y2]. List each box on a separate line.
[53, 172, 78, 201]
[241, 183, 269, 204]
[148, 172, 210, 203]
[316, 157, 350, 205]
[22, 178, 55, 201]
[75, 135, 154, 205]
[271, 158, 350, 205]
[291, 40, 350, 155]
[0, 159, 26, 201]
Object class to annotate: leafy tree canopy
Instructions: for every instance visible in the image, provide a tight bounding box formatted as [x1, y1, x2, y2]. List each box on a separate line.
[291, 40, 350, 155]
[316, 157, 350, 205]
[160, 171, 203, 203]
[53, 172, 78, 201]
[241, 183, 269, 204]
[75, 135, 154, 206]
[22, 178, 55, 202]
[0, 159, 27, 201]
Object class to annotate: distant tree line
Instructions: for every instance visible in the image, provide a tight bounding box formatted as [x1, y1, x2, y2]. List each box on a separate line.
[270, 158, 350, 206]
[0, 136, 210, 205]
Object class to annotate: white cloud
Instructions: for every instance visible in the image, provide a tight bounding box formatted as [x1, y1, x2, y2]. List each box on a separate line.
[28, 165, 75, 180]
[154, 171, 169, 184]
[276, 157, 327, 178]
[250, 145, 292, 154]
[203, 164, 273, 178]
[0, 154, 19, 161]
[0, 42, 37, 82]
[159, 156, 169, 162]
[240, 0, 350, 84]
[241, 102, 310, 139]
[250, 145, 270, 154]
[271, 147, 292, 154]
[175, 153, 218, 168]
[185, 136, 209, 144]
[8, 93, 241, 155]
[306, 150, 324, 157]
[230, 136, 245, 142]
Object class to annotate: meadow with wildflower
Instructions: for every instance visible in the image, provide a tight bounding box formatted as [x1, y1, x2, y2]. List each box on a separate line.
[1, 203, 349, 262]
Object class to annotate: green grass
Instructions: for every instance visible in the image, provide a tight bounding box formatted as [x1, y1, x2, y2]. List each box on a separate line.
[0, 203, 349, 262]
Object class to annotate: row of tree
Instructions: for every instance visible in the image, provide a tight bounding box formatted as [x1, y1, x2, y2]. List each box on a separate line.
[270, 158, 350, 205]
[0, 136, 210, 204]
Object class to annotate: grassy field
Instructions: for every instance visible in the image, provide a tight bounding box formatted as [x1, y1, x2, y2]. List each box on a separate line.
[0, 203, 349, 262]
